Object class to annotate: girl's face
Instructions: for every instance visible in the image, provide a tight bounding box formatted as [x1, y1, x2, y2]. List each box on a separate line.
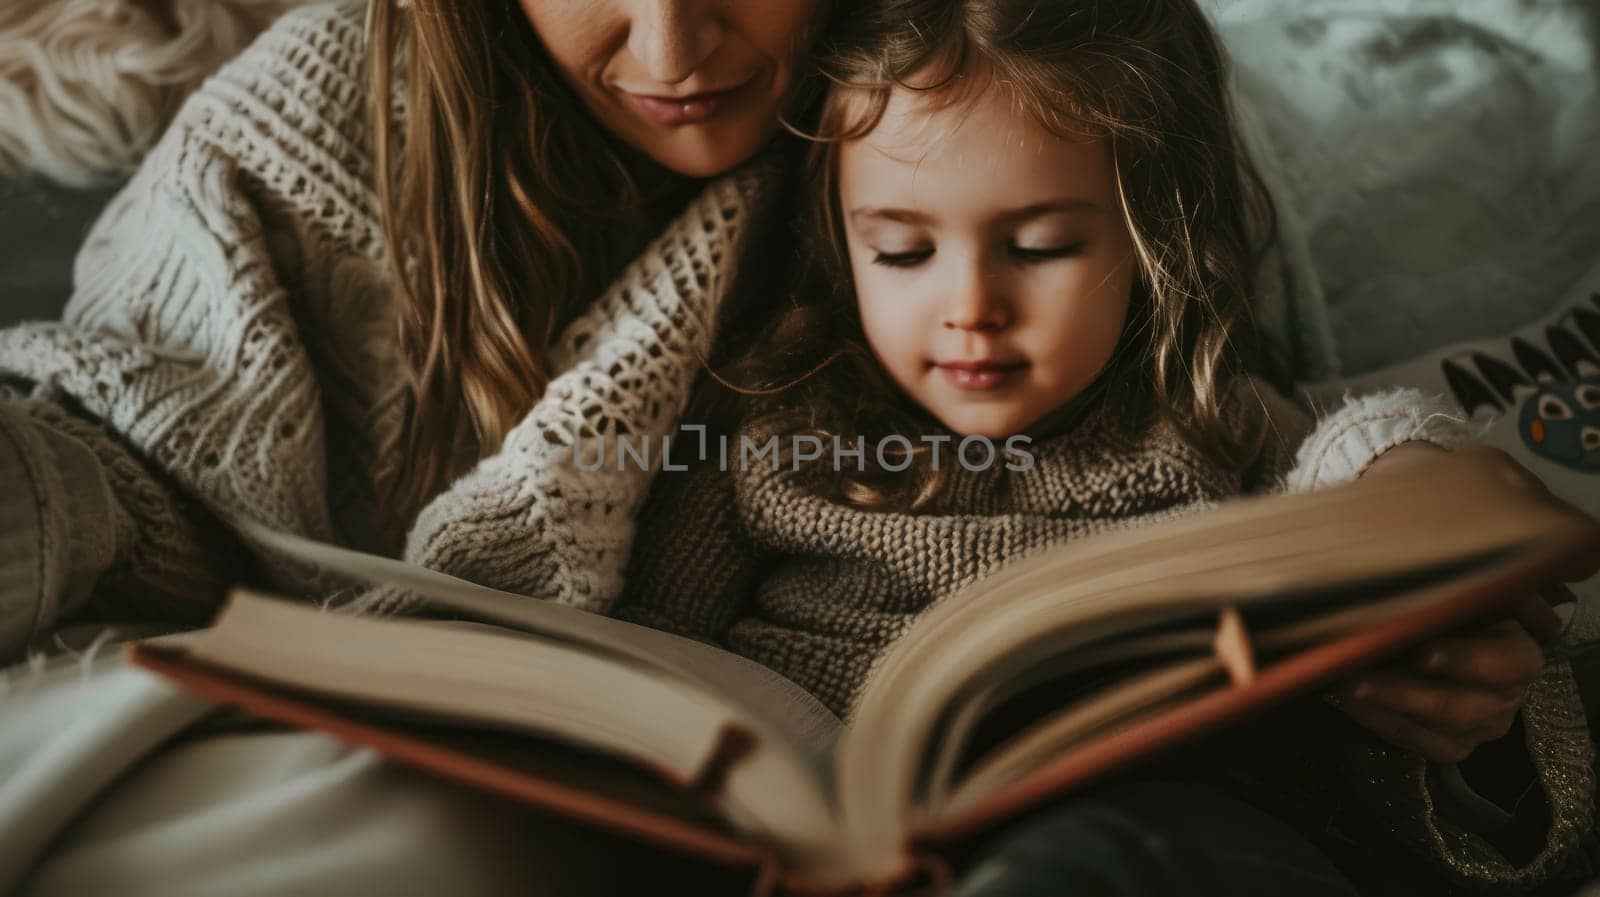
[522, 0, 827, 178]
[837, 82, 1138, 439]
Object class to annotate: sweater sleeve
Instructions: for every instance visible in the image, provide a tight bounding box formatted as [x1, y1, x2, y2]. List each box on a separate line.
[356, 166, 772, 615]
[0, 392, 240, 660]
[0, 4, 391, 606]
[1283, 387, 1480, 492]
[1216, 379, 1479, 495]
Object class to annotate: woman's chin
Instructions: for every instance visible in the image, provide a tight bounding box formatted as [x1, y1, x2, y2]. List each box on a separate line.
[628, 122, 775, 180]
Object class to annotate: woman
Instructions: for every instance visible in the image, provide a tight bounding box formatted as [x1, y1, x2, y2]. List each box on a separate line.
[0, 0, 828, 653]
[1, 1, 828, 892]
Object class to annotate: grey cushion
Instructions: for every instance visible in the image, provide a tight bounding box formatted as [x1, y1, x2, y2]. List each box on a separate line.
[0, 180, 124, 328]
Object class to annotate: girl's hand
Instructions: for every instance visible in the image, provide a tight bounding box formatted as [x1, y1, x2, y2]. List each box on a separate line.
[1332, 439, 1553, 763]
[1332, 620, 1545, 763]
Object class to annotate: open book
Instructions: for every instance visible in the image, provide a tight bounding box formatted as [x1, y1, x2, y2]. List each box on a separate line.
[126, 451, 1600, 895]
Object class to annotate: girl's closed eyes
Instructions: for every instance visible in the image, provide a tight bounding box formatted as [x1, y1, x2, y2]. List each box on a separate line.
[870, 241, 1087, 268]
[859, 208, 1095, 271]
[869, 246, 932, 267]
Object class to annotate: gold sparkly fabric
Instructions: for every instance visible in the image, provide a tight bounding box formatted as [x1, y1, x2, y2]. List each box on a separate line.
[1335, 658, 1596, 888]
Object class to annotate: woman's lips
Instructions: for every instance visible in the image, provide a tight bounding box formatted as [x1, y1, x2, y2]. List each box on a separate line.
[623, 80, 752, 126]
[935, 361, 1028, 391]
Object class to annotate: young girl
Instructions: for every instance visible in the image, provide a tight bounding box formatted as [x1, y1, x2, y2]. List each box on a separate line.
[617, 0, 1595, 892]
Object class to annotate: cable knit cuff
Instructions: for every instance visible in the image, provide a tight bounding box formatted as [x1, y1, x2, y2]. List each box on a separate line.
[0, 401, 120, 658]
[0, 407, 45, 658]
[1285, 387, 1482, 493]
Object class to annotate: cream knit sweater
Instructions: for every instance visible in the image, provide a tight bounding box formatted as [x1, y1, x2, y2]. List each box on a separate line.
[0, 1, 772, 652]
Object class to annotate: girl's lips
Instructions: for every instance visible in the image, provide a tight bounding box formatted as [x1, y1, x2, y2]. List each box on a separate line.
[623, 80, 752, 126]
[936, 361, 1028, 391]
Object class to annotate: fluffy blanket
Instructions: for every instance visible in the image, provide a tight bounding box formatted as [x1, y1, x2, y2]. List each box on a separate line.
[0, 0, 303, 187]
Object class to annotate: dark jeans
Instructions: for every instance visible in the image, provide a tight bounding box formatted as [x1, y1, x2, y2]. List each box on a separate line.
[948, 781, 1360, 897]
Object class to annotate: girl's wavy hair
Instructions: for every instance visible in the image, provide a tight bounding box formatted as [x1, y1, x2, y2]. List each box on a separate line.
[711, 0, 1282, 513]
[365, 1, 668, 522]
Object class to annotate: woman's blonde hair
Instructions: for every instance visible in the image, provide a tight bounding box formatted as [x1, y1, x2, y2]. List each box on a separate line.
[365, 1, 681, 520]
[712, 0, 1281, 513]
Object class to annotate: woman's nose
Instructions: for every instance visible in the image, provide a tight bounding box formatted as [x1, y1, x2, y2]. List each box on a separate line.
[629, 0, 725, 85]
[942, 263, 1011, 332]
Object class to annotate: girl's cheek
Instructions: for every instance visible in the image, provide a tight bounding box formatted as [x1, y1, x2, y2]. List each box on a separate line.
[859, 298, 904, 350]
[859, 294, 925, 369]
[855, 272, 915, 325]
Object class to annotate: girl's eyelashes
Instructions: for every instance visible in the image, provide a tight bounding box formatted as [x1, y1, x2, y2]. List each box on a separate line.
[867, 242, 1084, 268]
[872, 248, 934, 268]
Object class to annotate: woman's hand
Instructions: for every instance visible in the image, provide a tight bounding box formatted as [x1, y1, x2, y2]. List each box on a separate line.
[1330, 440, 1553, 763]
[1332, 620, 1545, 763]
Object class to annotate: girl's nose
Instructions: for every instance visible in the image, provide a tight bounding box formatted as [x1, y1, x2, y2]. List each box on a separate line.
[629, 0, 726, 85]
[942, 264, 1011, 332]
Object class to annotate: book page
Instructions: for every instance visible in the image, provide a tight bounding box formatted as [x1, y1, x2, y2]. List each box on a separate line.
[187, 595, 743, 789]
[830, 451, 1599, 868]
[926, 578, 1461, 817]
[224, 515, 842, 756]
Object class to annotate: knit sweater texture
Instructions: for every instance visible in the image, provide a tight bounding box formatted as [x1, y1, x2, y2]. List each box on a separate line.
[622, 385, 1312, 720]
[0, 0, 772, 648]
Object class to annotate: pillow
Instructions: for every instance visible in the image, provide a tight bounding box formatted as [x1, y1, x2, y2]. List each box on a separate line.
[1213, 0, 1600, 377]
[0, 179, 124, 327]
